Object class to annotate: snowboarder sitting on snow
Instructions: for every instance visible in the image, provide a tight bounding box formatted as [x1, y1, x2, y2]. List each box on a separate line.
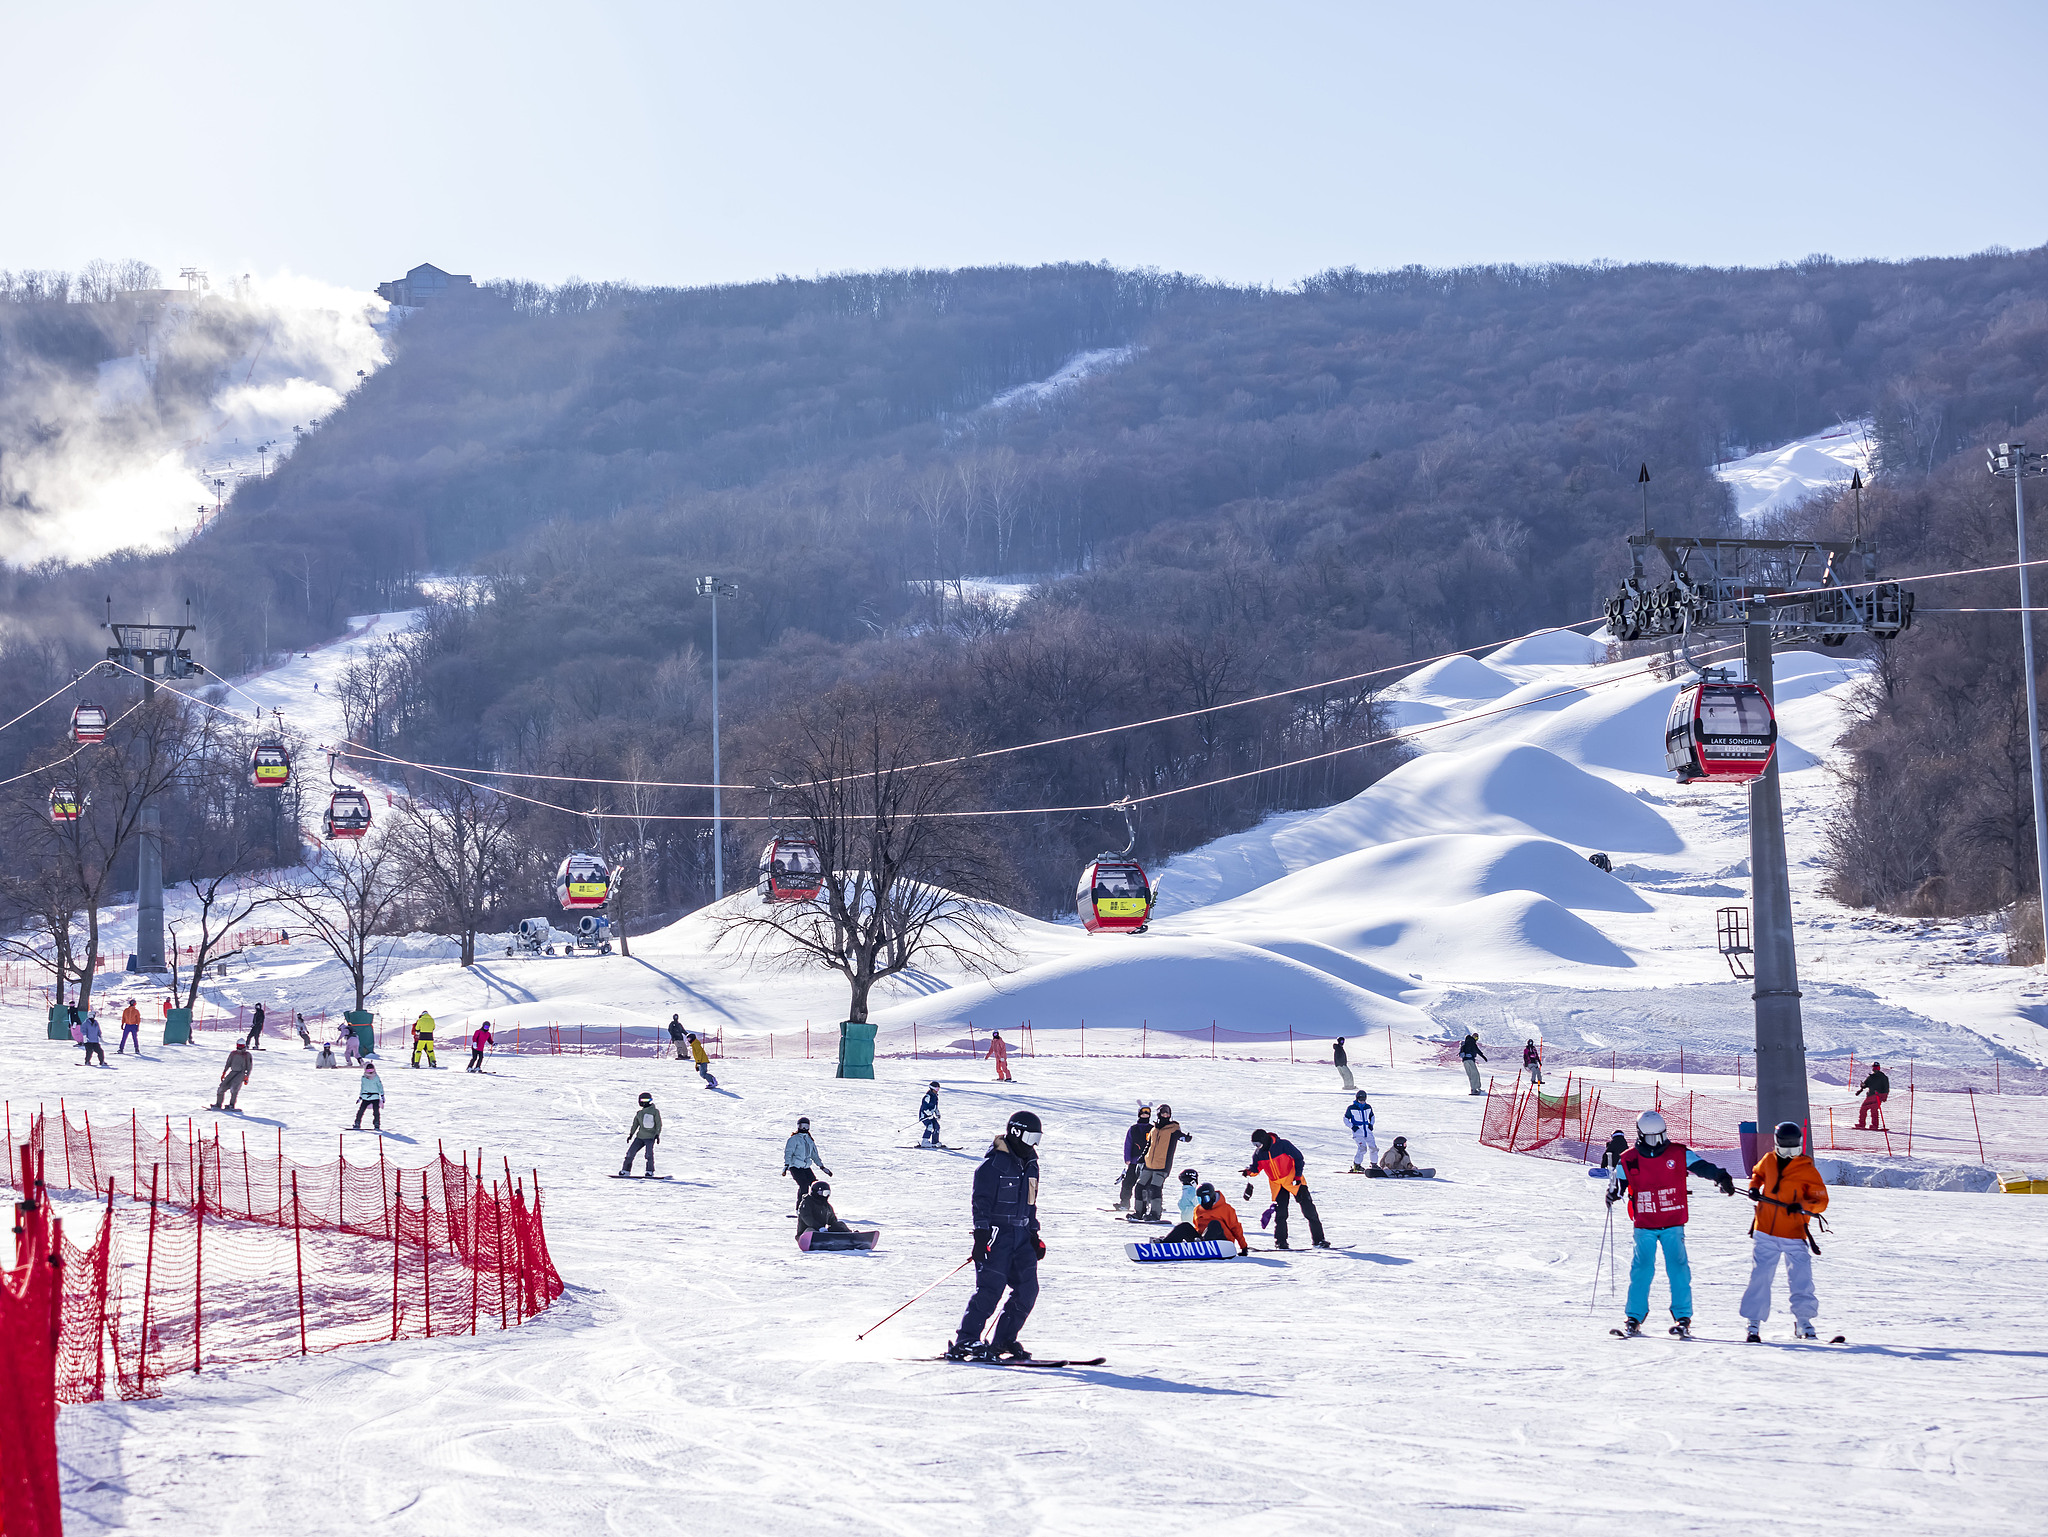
[1608, 1109, 1736, 1338]
[621, 1092, 662, 1176]
[785, 1117, 832, 1203]
[947, 1109, 1045, 1362]
[919, 1081, 943, 1148]
[1164, 1182, 1248, 1255]
[1115, 1104, 1153, 1212]
[1854, 1064, 1890, 1131]
[1242, 1129, 1329, 1249]
[353, 1063, 385, 1130]
[1129, 1104, 1192, 1222]
[213, 1039, 253, 1108]
[316, 1040, 338, 1069]
[796, 1179, 852, 1239]
[1378, 1137, 1419, 1175]
[1343, 1090, 1378, 1171]
[1177, 1168, 1201, 1223]
[1741, 1120, 1831, 1342]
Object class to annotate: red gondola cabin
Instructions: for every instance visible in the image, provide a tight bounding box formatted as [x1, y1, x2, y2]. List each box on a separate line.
[324, 788, 372, 840]
[757, 836, 824, 903]
[554, 852, 611, 910]
[68, 703, 108, 743]
[1077, 858, 1153, 934]
[1664, 681, 1777, 785]
[249, 739, 292, 790]
[48, 786, 81, 823]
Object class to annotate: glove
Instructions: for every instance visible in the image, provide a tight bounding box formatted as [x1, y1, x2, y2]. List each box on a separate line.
[1716, 1172, 1736, 1196]
[1033, 1235, 1046, 1259]
[1243, 1182, 1255, 1201]
[1605, 1185, 1622, 1206]
[971, 1228, 992, 1265]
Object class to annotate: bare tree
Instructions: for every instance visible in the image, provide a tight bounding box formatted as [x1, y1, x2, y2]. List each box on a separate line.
[387, 778, 526, 966]
[713, 690, 1013, 1023]
[0, 860, 84, 1000]
[265, 834, 410, 1013]
[170, 841, 282, 1011]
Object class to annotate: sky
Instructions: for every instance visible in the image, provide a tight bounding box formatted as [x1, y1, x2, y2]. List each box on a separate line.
[3, 0, 2044, 294]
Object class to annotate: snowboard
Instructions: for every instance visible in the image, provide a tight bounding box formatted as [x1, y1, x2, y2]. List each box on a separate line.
[609, 1173, 675, 1180]
[799, 1228, 880, 1252]
[897, 1144, 961, 1151]
[1248, 1243, 1355, 1254]
[1126, 1239, 1238, 1262]
[1363, 1167, 1436, 1179]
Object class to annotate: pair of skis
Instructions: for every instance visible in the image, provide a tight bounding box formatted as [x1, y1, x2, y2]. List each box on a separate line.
[1611, 1323, 1846, 1344]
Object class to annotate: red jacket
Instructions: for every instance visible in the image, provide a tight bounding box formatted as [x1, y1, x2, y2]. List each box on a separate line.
[1193, 1195, 1248, 1252]
[1617, 1144, 1694, 1230]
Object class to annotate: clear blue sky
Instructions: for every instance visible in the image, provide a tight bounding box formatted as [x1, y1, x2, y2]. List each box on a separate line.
[5, 0, 2043, 292]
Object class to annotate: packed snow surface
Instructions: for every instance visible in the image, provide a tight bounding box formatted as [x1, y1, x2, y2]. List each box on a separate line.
[1714, 418, 1874, 521]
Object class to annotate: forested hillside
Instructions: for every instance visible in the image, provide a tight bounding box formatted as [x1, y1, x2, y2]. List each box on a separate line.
[3, 249, 2047, 923]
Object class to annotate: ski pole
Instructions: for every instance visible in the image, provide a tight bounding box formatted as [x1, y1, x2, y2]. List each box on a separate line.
[1590, 1197, 1611, 1309]
[856, 1256, 974, 1340]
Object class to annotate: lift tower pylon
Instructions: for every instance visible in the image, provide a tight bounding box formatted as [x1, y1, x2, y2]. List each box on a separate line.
[102, 600, 204, 973]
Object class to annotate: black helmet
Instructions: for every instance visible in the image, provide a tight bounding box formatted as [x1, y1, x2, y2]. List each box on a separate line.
[1006, 1109, 1042, 1145]
[1196, 1182, 1219, 1205]
[797, 1116, 810, 1130]
[1250, 1128, 1271, 1146]
[810, 1180, 830, 1198]
[1774, 1120, 1803, 1154]
[1179, 1168, 1198, 1184]
[1392, 1136, 1407, 1147]
[637, 1092, 653, 1105]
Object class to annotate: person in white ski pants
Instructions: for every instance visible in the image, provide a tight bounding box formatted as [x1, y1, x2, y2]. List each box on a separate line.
[1343, 1092, 1378, 1171]
[1739, 1233, 1817, 1330]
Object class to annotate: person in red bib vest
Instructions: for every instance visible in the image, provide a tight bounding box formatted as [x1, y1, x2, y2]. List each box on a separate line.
[1608, 1109, 1736, 1337]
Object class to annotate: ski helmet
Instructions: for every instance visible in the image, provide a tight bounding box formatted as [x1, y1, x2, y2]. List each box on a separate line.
[1156, 1103, 1172, 1119]
[1179, 1168, 1198, 1184]
[1636, 1110, 1668, 1151]
[1774, 1120, 1803, 1154]
[928, 1080, 940, 1089]
[797, 1116, 810, 1130]
[810, 1181, 829, 1198]
[1196, 1182, 1219, 1206]
[1137, 1104, 1152, 1117]
[1392, 1136, 1407, 1147]
[638, 1092, 653, 1106]
[1250, 1128, 1272, 1146]
[1006, 1109, 1043, 1145]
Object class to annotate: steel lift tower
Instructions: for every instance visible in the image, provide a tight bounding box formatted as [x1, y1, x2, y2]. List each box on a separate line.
[103, 603, 204, 972]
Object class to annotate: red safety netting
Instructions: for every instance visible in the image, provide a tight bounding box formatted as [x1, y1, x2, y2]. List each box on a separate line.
[1, 1149, 64, 1537]
[2, 1104, 564, 1408]
[1437, 1038, 2048, 1097]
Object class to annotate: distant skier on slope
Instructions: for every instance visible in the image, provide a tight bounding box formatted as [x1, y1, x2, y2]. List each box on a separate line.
[1114, 1104, 1153, 1212]
[985, 1030, 1013, 1082]
[1741, 1121, 1831, 1342]
[1163, 1182, 1248, 1255]
[785, 1117, 832, 1203]
[468, 1021, 494, 1073]
[1343, 1091, 1379, 1171]
[118, 999, 142, 1056]
[1608, 1109, 1736, 1338]
[1459, 1033, 1487, 1095]
[918, 1081, 943, 1148]
[248, 1001, 267, 1050]
[620, 1092, 661, 1176]
[947, 1109, 1045, 1362]
[1854, 1063, 1890, 1131]
[1523, 1039, 1543, 1086]
[667, 1014, 687, 1061]
[1333, 1036, 1355, 1091]
[1242, 1129, 1329, 1249]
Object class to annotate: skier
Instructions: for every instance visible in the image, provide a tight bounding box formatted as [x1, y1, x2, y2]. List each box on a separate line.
[467, 1021, 494, 1073]
[946, 1109, 1044, 1362]
[353, 1063, 385, 1129]
[248, 1001, 267, 1050]
[620, 1092, 661, 1176]
[667, 1014, 687, 1061]
[1163, 1182, 1248, 1255]
[80, 1012, 107, 1067]
[1854, 1063, 1890, 1131]
[1741, 1120, 1831, 1341]
[1377, 1136, 1418, 1175]
[1458, 1032, 1487, 1095]
[1343, 1090, 1379, 1171]
[1607, 1108, 1737, 1337]
[410, 1010, 437, 1069]
[1599, 1129, 1628, 1170]
[1115, 1104, 1153, 1212]
[918, 1081, 943, 1148]
[686, 1031, 717, 1088]
[212, 1038, 253, 1108]
[1333, 1035, 1355, 1091]
[985, 1030, 1013, 1082]
[784, 1116, 832, 1203]
[1129, 1103, 1191, 1221]
[118, 999, 142, 1055]
[1242, 1128, 1329, 1249]
[1523, 1038, 1543, 1086]
[797, 1179, 852, 1240]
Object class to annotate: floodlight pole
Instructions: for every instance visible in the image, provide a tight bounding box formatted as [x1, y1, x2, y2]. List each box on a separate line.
[695, 576, 738, 900]
[1990, 444, 2048, 955]
[1744, 600, 1809, 1139]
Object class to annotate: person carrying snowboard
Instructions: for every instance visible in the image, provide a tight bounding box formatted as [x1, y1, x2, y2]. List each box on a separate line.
[785, 1116, 831, 1202]
[1343, 1090, 1379, 1171]
[410, 1010, 437, 1069]
[1115, 1104, 1153, 1212]
[621, 1092, 662, 1176]
[797, 1179, 852, 1241]
[467, 1021, 494, 1073]
[985, 1030, 1012, 1082]
[667, 1014, 687, 1061]
[1333, 1036, 1355, 1091]
[1243, 1128, 1329, 1249]
[1129, 1103, 1191, 1221]
[1459, 1032, 1487, 1095]
[918, 1081, 943, 1148]
[1854, 1063, 1890, 1131]
[1740, 1120, 1830, 1341]
[686, 1031, 717, 1087]
[1163, 1181, 1248, 1255]
[212, 1038, 253, 1108]
[1608, 1108, 1736, 1337]
[1523, 1038, 1543, 1086]
[118, 999, 142, 1055]
[353, 1062, 385, 1130]
[947, 1109, 1044, 1362]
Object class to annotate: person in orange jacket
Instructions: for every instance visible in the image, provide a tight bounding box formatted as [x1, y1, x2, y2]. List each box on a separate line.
[1164, 1182, 1248, 1255]
[1242, 1128, 1329, 1249]
[1739, 1120, 1831, 1342]
[118, 999, 143, 1055]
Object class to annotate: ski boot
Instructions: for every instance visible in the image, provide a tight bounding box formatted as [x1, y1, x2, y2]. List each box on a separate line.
[991, 1341, 1033, 1363]
[1668, 1318, 1692, 1339]
[1746, 1327, 1762, 1344]
[1621, 1317, 1643, 1336]
[1313, 1239, 1332, 1249]
[1794, 1322, 1818, 1340]
[943, 1339, 978, 1362]
[1273, 1239, 1291, 1250]
[1350, 1163, 1365, 1173]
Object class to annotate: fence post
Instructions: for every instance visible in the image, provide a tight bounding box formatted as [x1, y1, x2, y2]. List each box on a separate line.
[1080, 1019, 1085, 1057]
[1387, 1022, 1394, 1068]
[1968, 1088, 1987, 1165]
[1142, 1019, 1147, 1058]
[471, 1167, 482, 1336]
[132, 1110, 139, 1200]
[422, 1169, 432, 1340]
[390, 1175, 402, 1340]
[1906, 1084, 1915, 1156]
[1289, 1026, 1294, 1064]
[241, 1130, 252, 1219]
[495, 1184, 510, 1331]
[141, 1164, 159, 1394]
[60, 1096, 72, 1188]
[292, 1172, 307, 1355]
[1212, 1021, 1217, 1059]
[194, 1153, 205, 1374]
[1679, 1046, 1685, 1086]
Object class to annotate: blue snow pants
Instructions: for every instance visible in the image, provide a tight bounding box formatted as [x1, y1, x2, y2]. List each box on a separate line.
[1627, 1224, 1693, 1321]
[956, 1228, 1039, 1348]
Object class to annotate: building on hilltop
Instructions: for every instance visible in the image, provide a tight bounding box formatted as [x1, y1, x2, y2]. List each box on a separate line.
[375, 263, 476, 307]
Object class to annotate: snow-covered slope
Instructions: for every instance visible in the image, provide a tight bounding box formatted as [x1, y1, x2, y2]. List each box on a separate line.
[1714, 419, 1874, 521]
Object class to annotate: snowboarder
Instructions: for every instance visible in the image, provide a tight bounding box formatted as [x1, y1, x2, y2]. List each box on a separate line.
[946, 1109, 1044, 1362]
[686, 1032, 717, 1087]
[212, 1039, 253, 1108]
[1523, 1038, 1543, 1086]
[1114, 1104, 1153, 1211]
[1242, 1129, 1329, 1249]
[1854, 1063, 1890, 1131]
[316, 1040, 338, 1069]
[1607, 1109, 1737, 1337]
[1343, 1090, 1379, 1171]
[1129, 1103, 1192, 1221]
[467, 1021, 494, 1073]
[295, 1014, 312, 1049]
[1333, 1036, 1355, 1090]
[918, 1081, 943, 1148]
[80, 1013, 107, 1067]
[985, 1030, 1012, 1081]
[1378, 1136, 1418, 1175]
[118, 1000, 142, 1055]
[1459, 1033, 1487, 1095]
[353, 1063, 385, 1129]
[667, 1014, 687, 1060]
[410, 1010, 437, 1069]
[341, 1025, 361, 1067]
[784, 1116, 831, 1202]
[620, 1092, 661, 1176]
[1741, 1120, 1831, 1342]
[797, 1179, 852, 1240]
[1176, 1168, 1201, 1223]
[1163, 1182, 1248, 1255]
[248, 1001, 267, 1050]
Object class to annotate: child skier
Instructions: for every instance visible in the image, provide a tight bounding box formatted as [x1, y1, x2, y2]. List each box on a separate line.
[620, 1092, 661, 1176]
[1741, 1120, 1831, 1341]
[1242, 1129, 1329, 1249]
[353, 1063, 385, 1130]
[918, 1081, 943, 1148]
[468, 1021, 494, 1073]
[1164, 1182, 1248, 1256]
[946, 1110, 1044, 1362]
[1343, 1090, 1378, 1170]
[1607, 1109, 1737, 1337]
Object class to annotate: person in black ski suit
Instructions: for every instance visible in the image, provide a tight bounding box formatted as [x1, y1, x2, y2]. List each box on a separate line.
[918, 1081, 942, 1148]
[248, 1001, 267, 1050]
[1115, 1105, 1152, 1212]
[667, 1014, 687, 1061]
[797, 1180, 852, 1239]
[949, 1110, 1045, 1362]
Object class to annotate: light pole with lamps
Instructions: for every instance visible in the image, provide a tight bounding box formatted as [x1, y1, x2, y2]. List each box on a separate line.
[1990, 442, 2048, 957]
[695, 576, 738, 899]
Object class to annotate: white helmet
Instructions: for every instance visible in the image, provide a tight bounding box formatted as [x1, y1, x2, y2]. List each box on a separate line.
[1635, 1110, 1668, 1150]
